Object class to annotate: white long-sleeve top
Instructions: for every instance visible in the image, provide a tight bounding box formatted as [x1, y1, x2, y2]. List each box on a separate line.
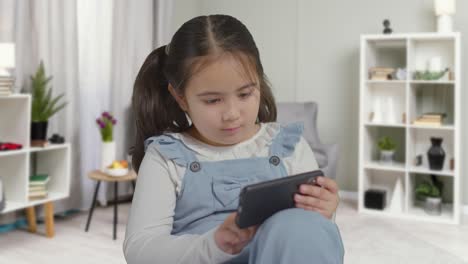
[123, 122, 319, 264]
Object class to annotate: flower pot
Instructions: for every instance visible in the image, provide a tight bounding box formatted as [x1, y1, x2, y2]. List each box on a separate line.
[101, 141, 116, 170]
[427, 137, 445, 170]
[380, 150, 395, 163]
[31, 121, 48, 140]
[424, 196, 442, 215]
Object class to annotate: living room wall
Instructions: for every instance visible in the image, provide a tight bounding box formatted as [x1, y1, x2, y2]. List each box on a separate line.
[172, 0, 468, 206]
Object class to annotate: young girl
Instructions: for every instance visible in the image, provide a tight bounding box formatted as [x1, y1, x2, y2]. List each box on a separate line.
[124, 14, 344, 264]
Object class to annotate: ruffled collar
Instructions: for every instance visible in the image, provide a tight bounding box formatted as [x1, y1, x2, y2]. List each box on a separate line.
[170, 123, 280, 159]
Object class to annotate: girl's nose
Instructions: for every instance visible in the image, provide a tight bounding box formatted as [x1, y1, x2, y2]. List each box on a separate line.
[222, 103, 240, 122]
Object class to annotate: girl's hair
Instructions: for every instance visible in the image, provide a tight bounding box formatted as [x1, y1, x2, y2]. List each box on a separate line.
[131, 14, 277, 172]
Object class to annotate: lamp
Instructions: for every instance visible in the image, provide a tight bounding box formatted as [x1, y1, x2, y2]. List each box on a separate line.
[0, 43, 15, 77]
[434, 0, 456, 33]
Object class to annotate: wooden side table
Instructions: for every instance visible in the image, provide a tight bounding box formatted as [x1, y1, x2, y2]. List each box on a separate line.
[84, 170, 137, 240]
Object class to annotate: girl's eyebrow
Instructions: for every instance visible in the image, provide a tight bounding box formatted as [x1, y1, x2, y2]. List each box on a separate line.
[196, 82, 257, 97]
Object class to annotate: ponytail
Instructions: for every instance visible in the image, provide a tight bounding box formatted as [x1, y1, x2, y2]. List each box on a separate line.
[131, 45, 189, 172]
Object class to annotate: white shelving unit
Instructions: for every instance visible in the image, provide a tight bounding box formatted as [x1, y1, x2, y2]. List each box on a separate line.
[358, 33, 461, 224]
[0, 94, 71, 214]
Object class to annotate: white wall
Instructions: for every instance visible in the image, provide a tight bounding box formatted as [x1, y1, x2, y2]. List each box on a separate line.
[172, 0, 298, 102]
[172, 0, 468, 205]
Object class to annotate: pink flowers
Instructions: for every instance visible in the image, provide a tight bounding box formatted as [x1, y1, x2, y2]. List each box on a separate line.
[96, 112, 117, 142]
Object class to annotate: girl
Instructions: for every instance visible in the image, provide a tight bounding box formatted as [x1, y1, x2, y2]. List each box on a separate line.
[124, 14, 344, 264]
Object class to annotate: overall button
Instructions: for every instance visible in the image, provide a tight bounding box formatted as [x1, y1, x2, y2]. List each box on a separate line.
[189, 161, 201, 172]
[269, 156, 281, 166]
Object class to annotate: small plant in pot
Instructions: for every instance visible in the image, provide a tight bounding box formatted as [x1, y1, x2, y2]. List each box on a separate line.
[30, 61, 67, 144]
[377, 136, 397, 163]
[415, 175, 443, 215]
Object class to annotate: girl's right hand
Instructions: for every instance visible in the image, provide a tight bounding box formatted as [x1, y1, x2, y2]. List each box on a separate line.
[214, 212, 258, 255]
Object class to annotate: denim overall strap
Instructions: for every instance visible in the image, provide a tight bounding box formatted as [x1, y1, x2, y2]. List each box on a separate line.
[144, 134, 198, 167]
[266, 122, 304, 177]
[269, 122, 304, 158]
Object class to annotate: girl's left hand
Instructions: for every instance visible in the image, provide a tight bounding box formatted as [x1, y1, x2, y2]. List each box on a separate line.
[294, 176, 340, 219]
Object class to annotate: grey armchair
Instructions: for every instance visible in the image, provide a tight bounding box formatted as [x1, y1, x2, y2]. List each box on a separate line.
[276, 102, 338, 180]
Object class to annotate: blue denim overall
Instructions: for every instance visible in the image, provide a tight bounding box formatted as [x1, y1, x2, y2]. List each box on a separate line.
[145, 123, 344, 263]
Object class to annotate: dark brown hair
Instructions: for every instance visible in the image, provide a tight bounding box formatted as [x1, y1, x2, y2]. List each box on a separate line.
[131, 14, 277, 172]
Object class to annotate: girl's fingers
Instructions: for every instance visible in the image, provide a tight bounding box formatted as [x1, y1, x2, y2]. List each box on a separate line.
[295, 203, 315, 211]
[294, 193, 331, 210]
[227, 224, 253, 243]
[299, 184, 335, 202]
[316, 176, 339, 194]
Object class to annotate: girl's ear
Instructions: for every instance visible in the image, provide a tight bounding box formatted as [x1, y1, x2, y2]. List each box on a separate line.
[168, 84, 188, 112]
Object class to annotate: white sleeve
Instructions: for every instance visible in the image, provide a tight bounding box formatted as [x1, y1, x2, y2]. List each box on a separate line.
[123, 143, 237, 264]
[285, 136, 320, 175]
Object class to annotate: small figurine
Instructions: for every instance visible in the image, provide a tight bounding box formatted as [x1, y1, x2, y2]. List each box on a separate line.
[383, 19, 393, 34]
[49, 133, 65, 144]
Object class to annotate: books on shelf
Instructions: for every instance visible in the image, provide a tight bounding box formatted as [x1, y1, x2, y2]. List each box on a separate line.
[0, 76, 14, 96]
[29, 174, 50, 185]
[29, 174, 49, 199]
[29, 190, 48, 199]
[369, 67, 395, 80]
[413, 112, 446, 126]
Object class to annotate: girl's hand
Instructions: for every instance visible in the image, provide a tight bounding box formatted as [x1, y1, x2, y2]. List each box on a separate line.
[214, 212, 258, 255]
[294, 176, 340, 219]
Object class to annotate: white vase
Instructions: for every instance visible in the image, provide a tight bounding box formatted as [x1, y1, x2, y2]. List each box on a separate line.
[373, 96, 383, 123]
[101, 141, 116, 170]
[380, 150, 395, 163]
[424, 197, 442, 215]
[389, 177, 404, 213]
[386, 97, 397, 124]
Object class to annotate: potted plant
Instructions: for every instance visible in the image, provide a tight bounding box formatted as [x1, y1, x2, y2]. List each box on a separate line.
[377, 136, 397, 163]
[96, 112, 117, 170]
[30, 61, 67, 142]
[415, 175, 443, 215]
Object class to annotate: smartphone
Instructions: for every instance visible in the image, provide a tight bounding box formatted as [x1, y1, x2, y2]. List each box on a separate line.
[235, 170, 324, 229]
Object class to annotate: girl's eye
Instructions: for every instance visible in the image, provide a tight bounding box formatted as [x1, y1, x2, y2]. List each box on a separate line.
[239, 92, 252, 99]
[204, 98, 221, 104]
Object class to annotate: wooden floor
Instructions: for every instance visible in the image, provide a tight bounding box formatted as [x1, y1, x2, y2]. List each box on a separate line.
[0, 204, 129, 264]
[0, 200, 467, 263]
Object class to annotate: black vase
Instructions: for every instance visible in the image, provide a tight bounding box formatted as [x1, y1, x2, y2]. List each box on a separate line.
[31, 121, 48, 140]
[427, 137, 445, 170]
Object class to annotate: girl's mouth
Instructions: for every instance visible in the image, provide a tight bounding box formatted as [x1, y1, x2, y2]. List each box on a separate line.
[222, 126, 240, 133]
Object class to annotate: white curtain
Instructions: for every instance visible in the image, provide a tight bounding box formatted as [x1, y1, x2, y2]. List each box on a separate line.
[79, 0, 173, 206]
[77, 0, 114, 208]
[0, 0, 173, 224]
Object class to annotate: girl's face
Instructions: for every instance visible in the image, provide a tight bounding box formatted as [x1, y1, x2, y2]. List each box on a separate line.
[170, 54, 261, 146]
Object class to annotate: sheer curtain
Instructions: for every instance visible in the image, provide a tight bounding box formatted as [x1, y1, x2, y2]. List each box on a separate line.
[79, 0, 173, 206]
[0, 0, 173, 225]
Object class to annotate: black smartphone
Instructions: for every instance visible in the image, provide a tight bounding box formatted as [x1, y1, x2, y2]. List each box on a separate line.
[235, 170, 324, 229]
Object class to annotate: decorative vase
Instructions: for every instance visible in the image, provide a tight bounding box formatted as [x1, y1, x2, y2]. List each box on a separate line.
[101, 141, 116, 171]
[372, 96, 383, 123]
[427, 137, 445, 170]
[389, 177, 404, 213]
[380, 150, 395, 163]
[31, 121, 48, 140]
[386, 97, 397, 124]
[424, 197, 442, 215]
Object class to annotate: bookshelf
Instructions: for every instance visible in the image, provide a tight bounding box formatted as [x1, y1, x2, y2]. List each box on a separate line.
[0, 94, 71, 214]
[358, 33, 461, 224]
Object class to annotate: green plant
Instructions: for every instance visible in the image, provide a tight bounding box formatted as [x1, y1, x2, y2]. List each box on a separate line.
[377, 136, 397, 151]
[415, 175, 443, 199]
[413, 68, 448, 81]
[31, 61, 67, 122]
